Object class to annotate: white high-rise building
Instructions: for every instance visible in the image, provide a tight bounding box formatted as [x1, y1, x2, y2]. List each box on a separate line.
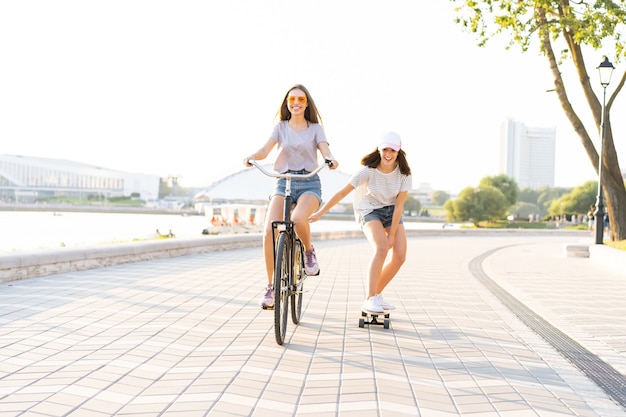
[500, 119, 556, 189]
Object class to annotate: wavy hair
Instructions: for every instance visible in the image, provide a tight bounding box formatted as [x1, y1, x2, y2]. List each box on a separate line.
[361, 148, 411, 176]
[276, 84, 323, 125]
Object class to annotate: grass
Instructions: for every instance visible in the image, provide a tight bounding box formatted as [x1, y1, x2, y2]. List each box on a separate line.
[477, 220, 626, 251]
[474, 220, 549, 229]
[606, 240, 626, 251]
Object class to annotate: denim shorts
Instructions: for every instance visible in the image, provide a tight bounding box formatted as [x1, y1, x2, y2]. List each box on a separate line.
[272, 171, 322, 204]
[361, 205, 403, 228]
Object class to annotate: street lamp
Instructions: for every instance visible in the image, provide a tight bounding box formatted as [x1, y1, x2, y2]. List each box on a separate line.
[594, 56, 615, 244]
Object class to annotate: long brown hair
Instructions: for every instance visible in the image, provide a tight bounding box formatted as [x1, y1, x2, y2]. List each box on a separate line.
[276, 84, 323, 125]
[361, 148, 411, 176]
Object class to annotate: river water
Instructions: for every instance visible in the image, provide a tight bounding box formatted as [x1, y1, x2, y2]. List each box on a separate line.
[0, 210, 448, 253]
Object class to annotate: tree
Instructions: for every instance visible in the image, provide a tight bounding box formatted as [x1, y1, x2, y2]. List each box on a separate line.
[452, 0, 626, 241]
[537, 186, 570, 218]
[479, 174, 518, 205]
[403, 193, 422, 215]
[548, 180, 598, 216]
[510, 201, 541, 220]
[518, 188, 541, 205]
[445, 185, 509, 226]
[159, 178, 172, 199]
[431, 190, 451, 206]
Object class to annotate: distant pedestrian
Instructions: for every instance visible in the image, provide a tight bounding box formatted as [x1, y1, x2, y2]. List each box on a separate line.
[309, 131, 412, 314]
[587, 205, 595, 230]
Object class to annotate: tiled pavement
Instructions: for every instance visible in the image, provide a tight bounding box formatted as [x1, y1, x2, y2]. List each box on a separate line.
[0, 233, 625, 416]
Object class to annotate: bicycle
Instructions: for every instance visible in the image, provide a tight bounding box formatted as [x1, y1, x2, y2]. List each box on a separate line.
[248, 158, 333, 345]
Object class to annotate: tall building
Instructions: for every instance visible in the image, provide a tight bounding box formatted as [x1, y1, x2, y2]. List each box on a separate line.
[500, 119, 556, 189]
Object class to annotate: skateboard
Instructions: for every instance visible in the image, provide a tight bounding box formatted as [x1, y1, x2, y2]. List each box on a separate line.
[359, 309, 390, 329]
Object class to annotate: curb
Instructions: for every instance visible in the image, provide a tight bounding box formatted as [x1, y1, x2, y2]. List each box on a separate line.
[0, 228, 610, 283]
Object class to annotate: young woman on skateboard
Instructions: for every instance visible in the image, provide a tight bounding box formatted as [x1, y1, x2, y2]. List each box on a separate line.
[309, 131, 412, 313]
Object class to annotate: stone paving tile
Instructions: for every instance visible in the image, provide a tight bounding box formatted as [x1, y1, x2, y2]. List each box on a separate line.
[0, 235, 624, 416]
[484, 239, 626, 377]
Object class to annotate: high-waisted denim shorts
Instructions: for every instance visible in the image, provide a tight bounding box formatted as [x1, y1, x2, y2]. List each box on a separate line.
[361, 205, 403, 228]
[272, 171, 322, 204]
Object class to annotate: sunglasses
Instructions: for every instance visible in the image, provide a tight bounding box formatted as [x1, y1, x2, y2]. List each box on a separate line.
[287, 96, 307, 105]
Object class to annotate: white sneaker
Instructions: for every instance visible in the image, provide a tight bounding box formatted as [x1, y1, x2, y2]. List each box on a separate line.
[376, 294, 395, 310]
[362, 296, 384, 313]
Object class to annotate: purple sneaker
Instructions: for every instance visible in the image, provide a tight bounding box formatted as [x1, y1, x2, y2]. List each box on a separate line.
[304, 246, 320, 276]
[259, 285, 274, 308]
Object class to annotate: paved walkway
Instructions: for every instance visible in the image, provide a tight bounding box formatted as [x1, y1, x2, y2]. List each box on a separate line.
[0, 233, 625, 416]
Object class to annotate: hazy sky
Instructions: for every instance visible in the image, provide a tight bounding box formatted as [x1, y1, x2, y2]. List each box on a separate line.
[1, 0, 623, 193]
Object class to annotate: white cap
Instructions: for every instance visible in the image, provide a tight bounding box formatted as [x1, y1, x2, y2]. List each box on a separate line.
[378, 131, 402, 151]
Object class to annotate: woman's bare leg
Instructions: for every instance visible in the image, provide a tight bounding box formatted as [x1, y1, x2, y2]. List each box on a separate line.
[290, 194, 320, 251]
[362, 220, 390, 298]
[376, 224, 407, 294]
[263, 196, 284, 284]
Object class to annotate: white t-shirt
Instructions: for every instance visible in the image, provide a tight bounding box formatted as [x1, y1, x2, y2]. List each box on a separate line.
[349, 165, 413, 218]
[270, 121, 328, 173]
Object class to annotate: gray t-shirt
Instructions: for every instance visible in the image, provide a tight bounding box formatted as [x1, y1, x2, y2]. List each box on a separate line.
[350, 166, 413, 217]
[270, 121, 328, 173]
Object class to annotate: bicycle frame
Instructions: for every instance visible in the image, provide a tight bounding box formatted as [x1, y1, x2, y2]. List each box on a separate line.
[248, 159, 332, 344]
[247, 159, 332, 256]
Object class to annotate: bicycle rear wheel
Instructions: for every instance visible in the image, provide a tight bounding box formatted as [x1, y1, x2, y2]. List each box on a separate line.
[274, 232, 290, 345]
[291, 238, 304, 324]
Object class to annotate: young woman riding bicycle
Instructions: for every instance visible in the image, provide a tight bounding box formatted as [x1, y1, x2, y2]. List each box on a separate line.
[243, 84, 339, 308]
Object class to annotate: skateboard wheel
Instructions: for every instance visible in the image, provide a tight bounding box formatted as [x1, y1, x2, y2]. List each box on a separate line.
[383, 319, 390, 329]
[358, 318, 365, 328]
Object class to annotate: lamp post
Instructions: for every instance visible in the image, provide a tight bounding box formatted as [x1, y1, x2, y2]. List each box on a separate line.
[594, 56, 615, 244]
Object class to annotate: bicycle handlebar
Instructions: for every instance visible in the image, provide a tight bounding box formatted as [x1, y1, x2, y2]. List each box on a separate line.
[247, 159, 333, 179]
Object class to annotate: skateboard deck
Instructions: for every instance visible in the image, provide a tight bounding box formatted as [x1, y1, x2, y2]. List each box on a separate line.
[359, 309, 390, 329]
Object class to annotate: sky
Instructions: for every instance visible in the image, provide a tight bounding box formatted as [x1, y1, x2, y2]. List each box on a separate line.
[1, 0, 624, 194]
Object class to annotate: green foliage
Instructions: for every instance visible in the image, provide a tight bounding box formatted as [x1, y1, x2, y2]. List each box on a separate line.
[479, 174, 518, 205]
[537, 187, 570, 216]
[518, 188, 540, 204]
[452, 0, 626, 59]
[403, 193, 422, 214]
[509, 201, 541, 219]
[548, 180, 598, 216]
[431, 190, 451, 206]
[446, 185, 509, 227]
[423, 205, 447, 218]
[476, 219, 547, 229]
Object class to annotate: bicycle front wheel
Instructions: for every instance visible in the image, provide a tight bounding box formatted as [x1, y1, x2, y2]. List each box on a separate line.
[274, 232, 290, 345]
[291, 238, 304, 324]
